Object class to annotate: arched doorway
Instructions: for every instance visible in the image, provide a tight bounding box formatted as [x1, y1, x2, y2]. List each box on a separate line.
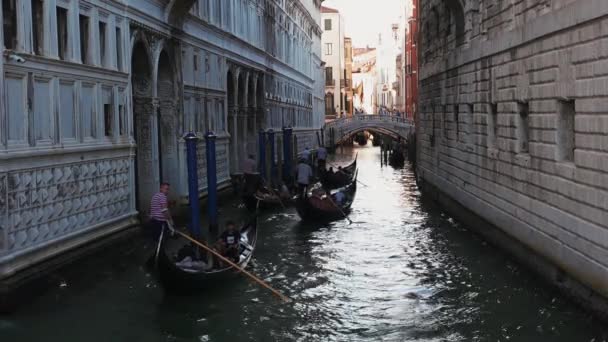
[131, 41, 158, 216]
[256, 76, 265, 130]
[246, 75, 256, 155]
[156, 49, 179, 199]
[237, 72, 247, 171]
[227, 70, 237, 174]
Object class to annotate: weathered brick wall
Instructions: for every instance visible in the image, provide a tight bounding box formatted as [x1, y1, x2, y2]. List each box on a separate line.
[418, 0, 608, 300]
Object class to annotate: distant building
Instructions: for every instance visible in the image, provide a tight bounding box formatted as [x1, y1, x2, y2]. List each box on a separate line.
[321, 6, 345, 121]
[344, 37, 354, 117]
[395, 53, 405, 115]
[405, 0, 419, 121]
[352, 47, 377, 114]
[375, 24, 402, 115]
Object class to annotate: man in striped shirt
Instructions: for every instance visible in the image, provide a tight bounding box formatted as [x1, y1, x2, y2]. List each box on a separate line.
[148, 182, 171, 241]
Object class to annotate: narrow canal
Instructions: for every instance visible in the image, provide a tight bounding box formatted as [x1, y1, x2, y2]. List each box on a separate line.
[2, 145, 607, 342]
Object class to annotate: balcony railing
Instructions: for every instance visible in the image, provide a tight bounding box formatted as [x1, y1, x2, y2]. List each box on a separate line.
[325, 79, 336, 86]
[340, 79, 351, 88]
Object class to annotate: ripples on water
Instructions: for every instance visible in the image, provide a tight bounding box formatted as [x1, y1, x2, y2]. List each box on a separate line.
[2, 145, 608, 342]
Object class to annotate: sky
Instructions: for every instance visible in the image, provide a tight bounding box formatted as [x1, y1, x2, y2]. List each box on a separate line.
[322, 0, 412, 48]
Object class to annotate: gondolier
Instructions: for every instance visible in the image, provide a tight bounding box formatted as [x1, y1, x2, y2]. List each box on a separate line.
[296, 158, 313, 197]
[148, 182, 171, 241]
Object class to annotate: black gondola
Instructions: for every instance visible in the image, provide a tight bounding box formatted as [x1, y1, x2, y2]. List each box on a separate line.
[389, 149, 405, 167]
[296, 171, 358, 222]
[321, 154, 357, 189]
[154, 217, 258, 292]
[243, 186, 292, 211]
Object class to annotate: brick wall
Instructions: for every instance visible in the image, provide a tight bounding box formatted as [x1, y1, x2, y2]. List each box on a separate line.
[418, 0, 608, 301]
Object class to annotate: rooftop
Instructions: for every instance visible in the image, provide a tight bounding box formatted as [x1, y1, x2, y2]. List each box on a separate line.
[321, 6, 339, 13]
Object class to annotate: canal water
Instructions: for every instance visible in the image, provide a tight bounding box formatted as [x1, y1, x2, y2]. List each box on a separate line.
[2, 144, 607, 342]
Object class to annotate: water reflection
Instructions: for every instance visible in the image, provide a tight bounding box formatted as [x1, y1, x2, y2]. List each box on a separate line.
[1, 144, 607, 342]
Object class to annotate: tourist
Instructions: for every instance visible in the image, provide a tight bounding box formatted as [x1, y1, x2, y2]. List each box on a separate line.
[148, 182, 171, 241]
[243, 154, 257, 174]
[243, 154, 261, 195]
[317, 146, 328, 170]
[333, 190, 346, 206]
[300, 147, 311, 163]
[217, 221, 241, 263]
[296, 158, 313, 197]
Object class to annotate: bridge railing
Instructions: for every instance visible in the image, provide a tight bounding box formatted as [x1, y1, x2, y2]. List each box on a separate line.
[323, 114, 415, 144]
[324, 114, 414, 128]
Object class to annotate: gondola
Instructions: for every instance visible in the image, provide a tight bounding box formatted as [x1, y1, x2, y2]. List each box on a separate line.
[389, 149, 405, 167]
[243, 186, 292, 211]
[154, 216, 258, 293]
[321, 154, 357, 189]
[296, 171, 358, 222]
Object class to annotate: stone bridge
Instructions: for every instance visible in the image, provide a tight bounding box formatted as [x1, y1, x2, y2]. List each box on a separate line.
[323, 115, 415, 145]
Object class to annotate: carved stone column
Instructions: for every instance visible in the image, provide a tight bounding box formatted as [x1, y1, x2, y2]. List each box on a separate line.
[238, 106, 248, 170]
[228, 107, 239, 173]
[16, 0, 33, 53]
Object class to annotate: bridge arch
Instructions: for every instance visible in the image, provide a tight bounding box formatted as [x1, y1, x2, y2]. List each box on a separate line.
[323, 115, 415, 145]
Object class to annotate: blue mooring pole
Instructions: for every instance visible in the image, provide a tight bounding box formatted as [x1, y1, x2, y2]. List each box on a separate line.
[282, 126, 293, 183]
[205, 132, 218, 234]
[258, 129, 266, 180]
[184, 133, 201, 239]
[268, 129, 277, 184]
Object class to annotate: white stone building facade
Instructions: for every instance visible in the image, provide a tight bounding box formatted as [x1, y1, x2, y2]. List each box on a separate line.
[375, 25, 401, 115]
[417, 0, 608, 312]
[352, 47, 376, 114]
[321, 5, 344, 120]
[0, 0, 324, 281]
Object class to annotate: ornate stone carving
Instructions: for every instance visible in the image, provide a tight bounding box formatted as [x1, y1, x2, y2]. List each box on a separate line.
[4, 158, 132, 252]
[0, 174, 6, 253]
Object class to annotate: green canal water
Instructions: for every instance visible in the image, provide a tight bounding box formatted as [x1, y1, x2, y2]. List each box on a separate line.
[1, 145, 607, 341]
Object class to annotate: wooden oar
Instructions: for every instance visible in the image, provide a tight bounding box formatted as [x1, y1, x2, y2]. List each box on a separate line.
[153, 227, 165, 268]
[325, 193, 353, 224]
[168, 224, 290, 303]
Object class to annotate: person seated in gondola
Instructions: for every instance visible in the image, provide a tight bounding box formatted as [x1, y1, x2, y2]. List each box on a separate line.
[332, 190, 346, 206]
[323, 167, 335, 185]
[216, 221, 241, 263]
[335, 166, 348, 184]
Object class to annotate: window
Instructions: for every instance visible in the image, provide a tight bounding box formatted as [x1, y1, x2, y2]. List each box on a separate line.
[102, 87, 113, 137]
[99, 21, 107, 66]
[454, 104, 460, 141]
[56, 7, 68, 60]
[118, 105, 125, 136]
[116, 27, 123, 70]
[33, 76, 53, 143]
[118, 88, 126, 136]
[3, 0, 16, 49]
[60, 82, 75, 139]
[557, 100, 575, 162]
[430, 108, 436, 147]
[193, 54, 198, 71]
[517, 102, 530, 153]
[32, 0, 43, 55]
[466, 103, 474, 145]
[325, 93, 334, 114]
[325, 43, 333, 55]
[324, 19, 332, 31]
[442, 106, 448, 138]
[487, 103, 498, 148]
[79, 15, 90, 64]
[81, 84, 96, 139]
